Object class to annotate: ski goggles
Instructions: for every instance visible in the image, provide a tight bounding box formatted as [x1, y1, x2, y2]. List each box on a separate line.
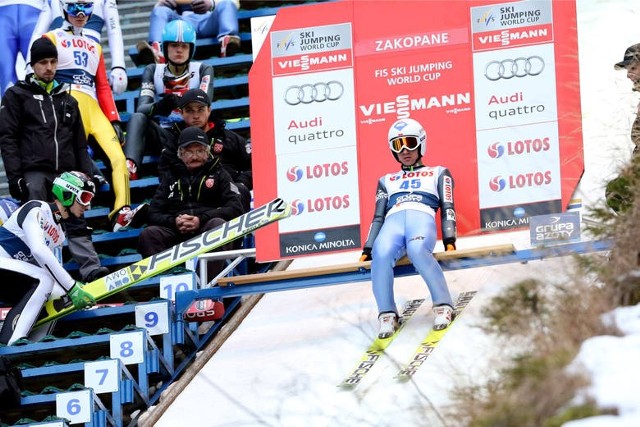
[63, 2, 94, 17]
[389, 136, 420, 153]
[76, 190, 95, 207]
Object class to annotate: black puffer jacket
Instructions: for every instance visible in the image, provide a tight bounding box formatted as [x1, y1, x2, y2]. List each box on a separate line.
[0, 75, 91, 181]
[160, 115, 252, 190]
[147, 157, 244, 230]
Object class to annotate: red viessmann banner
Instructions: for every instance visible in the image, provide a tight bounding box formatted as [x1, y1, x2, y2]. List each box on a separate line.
[249, 0, 583, 261]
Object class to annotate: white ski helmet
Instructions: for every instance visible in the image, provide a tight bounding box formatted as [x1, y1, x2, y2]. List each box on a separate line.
[387, 118, 427, 162]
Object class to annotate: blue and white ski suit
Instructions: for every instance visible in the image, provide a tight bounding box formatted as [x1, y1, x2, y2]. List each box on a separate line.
[362, 164, 457, 315]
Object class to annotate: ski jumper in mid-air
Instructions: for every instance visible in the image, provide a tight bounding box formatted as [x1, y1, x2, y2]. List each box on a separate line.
[360, 118, 457, 339]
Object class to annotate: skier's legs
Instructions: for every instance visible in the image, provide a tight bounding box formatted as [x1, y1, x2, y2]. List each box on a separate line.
[0, 260, 55, 345]
[371, 211, 407, 314]
[195, 0, 239, 38]
[404, 210, 453, 307]
[149, 7, 181, 42]
[124, 112, 151, 167]
[74, 91, 130, 218]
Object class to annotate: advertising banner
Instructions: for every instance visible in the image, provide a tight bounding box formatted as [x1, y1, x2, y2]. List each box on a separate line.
[249, 0, 582, 261]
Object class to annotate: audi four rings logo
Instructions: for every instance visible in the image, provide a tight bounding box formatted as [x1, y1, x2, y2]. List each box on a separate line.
[284, 81, 344, 105]
[484, 56, 545, 81]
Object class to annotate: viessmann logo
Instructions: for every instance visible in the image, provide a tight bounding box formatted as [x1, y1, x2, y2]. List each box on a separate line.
[359, 93, 471, 120]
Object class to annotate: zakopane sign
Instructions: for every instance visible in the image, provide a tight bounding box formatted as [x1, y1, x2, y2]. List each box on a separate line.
[249, 0, 582, 261]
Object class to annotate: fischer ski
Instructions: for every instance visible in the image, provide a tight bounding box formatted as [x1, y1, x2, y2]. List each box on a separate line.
[338, 298, 425, 389]
[395, 290, 477, 381]
[35, 198, 292, 327]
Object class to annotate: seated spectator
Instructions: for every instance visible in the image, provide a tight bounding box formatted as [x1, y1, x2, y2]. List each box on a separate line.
[137, 0, 241, 64]
[124, 19, 214, 180]
[30, 0, 128, 95]
[138, 126, 243, 277]
[159, 89, 252, 212]
[0, 37, 109, 282]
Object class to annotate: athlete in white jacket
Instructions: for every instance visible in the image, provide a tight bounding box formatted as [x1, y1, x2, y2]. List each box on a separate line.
[30, 0, 127, 94]
[0, 171, 96, 345]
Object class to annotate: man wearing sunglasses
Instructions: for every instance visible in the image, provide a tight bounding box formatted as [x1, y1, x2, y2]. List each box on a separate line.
[138, 126, 243, 278]
[0, 171, 97, 345]
[359, 118, 457, 338]
[0, 37, 110, 285]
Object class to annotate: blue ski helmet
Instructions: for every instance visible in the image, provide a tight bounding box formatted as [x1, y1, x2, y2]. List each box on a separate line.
[161, 20, 197, 62]
[59, 0, 94, 19]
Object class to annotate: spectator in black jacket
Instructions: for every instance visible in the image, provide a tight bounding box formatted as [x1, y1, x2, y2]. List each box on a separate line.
[0, 38, 109, 282]
[159, 88, 252, 211]
[138, 126, 243, 276]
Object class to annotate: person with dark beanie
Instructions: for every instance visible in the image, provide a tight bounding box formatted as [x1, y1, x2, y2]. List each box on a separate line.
[0, 37, 110, 283]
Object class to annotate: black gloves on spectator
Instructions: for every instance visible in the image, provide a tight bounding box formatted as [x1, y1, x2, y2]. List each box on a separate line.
[153, 94, 179, 117]
[9, 177, 28, 201]
[443, 238, 456, 251]
[359, 247, 372, 262]
[192, 0, 214, 14]
[111, 121, 125, 146]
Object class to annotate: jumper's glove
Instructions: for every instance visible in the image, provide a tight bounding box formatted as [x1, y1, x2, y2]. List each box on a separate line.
[109, 67, 128, 95]
[443, 238, 456, 252]
[359, 248, 372, 262]
[157, 0, 178, 8]
[153, 94, 179, 117]
[68, 281, 96, 310]
[8, 177, 28, 201]
[111, 121, 125, 146]
[192, 0, 214, 13]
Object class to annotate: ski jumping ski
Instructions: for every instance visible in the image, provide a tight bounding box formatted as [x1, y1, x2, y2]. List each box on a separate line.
[338, 298, 425, 389]
[35, 198, 292, 327]
[395, 290, 477, 381]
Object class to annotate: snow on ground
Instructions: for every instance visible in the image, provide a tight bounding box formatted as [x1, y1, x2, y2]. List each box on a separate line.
[154, 249, 580, 427]
[152, 0, 640, 426]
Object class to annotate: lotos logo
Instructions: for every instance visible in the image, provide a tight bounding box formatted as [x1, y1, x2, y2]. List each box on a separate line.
[287, 167, 304, 182]
[489, 176, 507, 192]
[61, 39, 71, 48]
[488, 138, 551, 159]
[291, 199, 305, 215]
[487, 142, 505, 158]
[287, 162, 349, 182]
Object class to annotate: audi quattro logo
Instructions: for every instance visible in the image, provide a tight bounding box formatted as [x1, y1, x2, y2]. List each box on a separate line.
[284, 81, 344, 105]
[484, 56, 545, 81]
